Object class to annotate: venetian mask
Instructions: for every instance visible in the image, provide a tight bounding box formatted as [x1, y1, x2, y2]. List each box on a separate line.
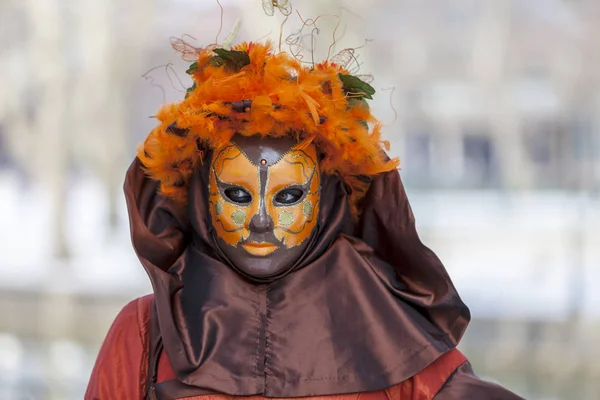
[208, 134, 321, 278]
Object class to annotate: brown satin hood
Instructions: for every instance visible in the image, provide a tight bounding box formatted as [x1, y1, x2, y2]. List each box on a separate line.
[124, 156, 470, 398]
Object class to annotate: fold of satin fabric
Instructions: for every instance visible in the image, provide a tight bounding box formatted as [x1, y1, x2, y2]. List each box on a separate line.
[124, 156, 470, 397]
[89, 296, 514, 400]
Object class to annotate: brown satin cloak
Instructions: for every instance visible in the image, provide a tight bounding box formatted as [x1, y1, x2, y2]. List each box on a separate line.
[122, 155, 471, 397]
[86, 295, 523, 400]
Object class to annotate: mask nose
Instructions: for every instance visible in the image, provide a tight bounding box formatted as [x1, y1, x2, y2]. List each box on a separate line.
[248, 202, 274, 233]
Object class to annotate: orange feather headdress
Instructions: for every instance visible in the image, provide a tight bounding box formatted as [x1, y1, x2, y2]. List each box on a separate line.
[138, 41, 399, 216]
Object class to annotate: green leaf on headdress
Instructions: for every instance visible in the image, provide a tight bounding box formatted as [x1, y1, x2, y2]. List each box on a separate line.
[186, 62, 198, 75]
[209, 48, 251, 71]
[338, 73, 376, 100]
[185, 82, 197, 98]
[348, 97, 370, 109]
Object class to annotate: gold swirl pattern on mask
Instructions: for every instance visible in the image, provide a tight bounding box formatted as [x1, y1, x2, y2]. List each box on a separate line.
[267, 147, 320, 248]
[209, 145, 259, 246]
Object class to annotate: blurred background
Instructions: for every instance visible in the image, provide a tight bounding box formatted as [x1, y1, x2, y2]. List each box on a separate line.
[0, 0, 599, 399]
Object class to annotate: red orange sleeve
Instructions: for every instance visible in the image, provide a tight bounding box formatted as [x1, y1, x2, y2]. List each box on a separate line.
[85, 295, 153, 400]
[384, 349, 467, 400]
[433, 362, 525, 399]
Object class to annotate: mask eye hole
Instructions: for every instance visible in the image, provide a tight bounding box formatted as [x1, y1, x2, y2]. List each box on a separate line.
[224, 187, 252, 204]
[274, 188, 304, 205]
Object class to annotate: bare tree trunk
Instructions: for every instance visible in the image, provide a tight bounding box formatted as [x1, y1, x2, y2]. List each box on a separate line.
[26, 0, 69, 259]
[0, 54, 33, 181]
[24, 3, 72, 399]
[70, 0, 117, 231]
[70, 0, 155, 232]
[472, 0, 532, 189]
[105, 0, 156, 230]
[0, 2, 37, 184]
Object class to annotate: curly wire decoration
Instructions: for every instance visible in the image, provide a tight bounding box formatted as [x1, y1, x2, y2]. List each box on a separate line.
[165, 63, 187, 93]
[215, 0, 224, 45]
[381, 86, 398, 125]
[170, 35, 202, 62]
[284, 26, 308, 64]
[154, 1, 378, 100]
[310, 26, 319, 67]
[141, 62, 190, 105]
[141, 64, 168, 103]
[284, 12, 332, 66]
[294, 11, 341, 63]
[330, 38, 374, 74]
[278, 14, 290, 53]
[330, 48, 358, 72]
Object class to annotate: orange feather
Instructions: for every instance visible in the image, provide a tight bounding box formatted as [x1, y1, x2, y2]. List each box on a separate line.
[139, 41, 399, 216]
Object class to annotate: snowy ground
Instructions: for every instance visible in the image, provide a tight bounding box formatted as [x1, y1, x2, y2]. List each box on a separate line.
[0, 172, 598, 320]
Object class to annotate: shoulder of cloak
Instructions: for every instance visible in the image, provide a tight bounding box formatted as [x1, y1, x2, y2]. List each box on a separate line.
[85, 294, 154, 400]
[384, 349, 468, 400]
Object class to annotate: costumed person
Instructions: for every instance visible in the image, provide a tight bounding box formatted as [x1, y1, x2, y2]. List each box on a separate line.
[85, 39, 524, 399]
